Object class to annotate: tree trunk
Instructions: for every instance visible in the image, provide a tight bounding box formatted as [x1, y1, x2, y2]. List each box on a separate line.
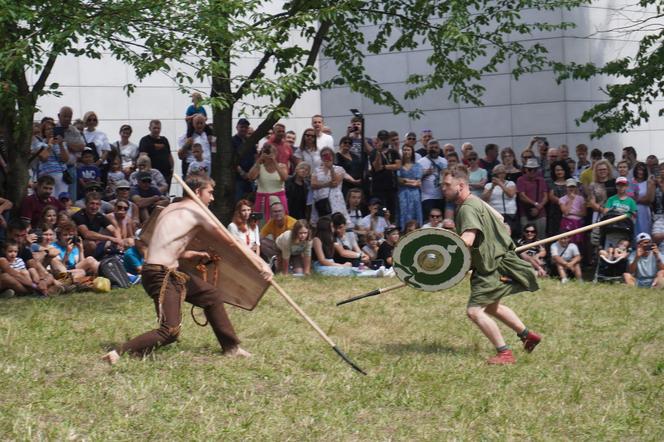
[208, 28, 236, 224]
[1, 102, 33, 210]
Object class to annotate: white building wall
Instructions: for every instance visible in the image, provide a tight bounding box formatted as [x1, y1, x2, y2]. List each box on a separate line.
[320, 2, 664, 160]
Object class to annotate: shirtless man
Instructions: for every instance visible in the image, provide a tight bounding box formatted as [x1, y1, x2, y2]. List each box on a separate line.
[103, 173, 250, 364]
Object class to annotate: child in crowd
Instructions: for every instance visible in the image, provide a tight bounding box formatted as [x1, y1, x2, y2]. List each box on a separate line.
[58, 192, 79, 215]
[599, 239, 631, 262]
[187, 143, 210, 176]
[550, 235, 582, 283]
[106, 156, 126, 199]
[377, 225, 399, 270]
[361, 231, 380, 261]
[0, 240, 40, 294]
[76, 148, 101, 199]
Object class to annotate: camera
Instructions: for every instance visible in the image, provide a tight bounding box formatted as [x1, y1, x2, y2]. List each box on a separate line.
[378, 207, 388, 217]
[249, 212, 263, 221]
[71, 235, 81, 245]
[33, 228, 43, 244]
[53, 126, 65, 138]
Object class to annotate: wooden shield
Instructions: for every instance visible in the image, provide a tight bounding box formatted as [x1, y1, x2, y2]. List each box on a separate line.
[392, 227, 470, 292]
[140, 207, 272, 311]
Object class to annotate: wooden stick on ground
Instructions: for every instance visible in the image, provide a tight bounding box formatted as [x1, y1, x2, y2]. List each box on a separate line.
[173, 174, 366, 375]
[337, 214, 629, 306]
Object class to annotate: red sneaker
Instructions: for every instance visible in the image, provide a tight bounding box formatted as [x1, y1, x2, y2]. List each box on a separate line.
[487, 349, 515, 365]
[521, 331, 541, 353]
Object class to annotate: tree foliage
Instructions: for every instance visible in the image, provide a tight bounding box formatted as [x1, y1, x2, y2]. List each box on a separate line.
[1, 0, 584, 213]
[555, 0, 664, 138]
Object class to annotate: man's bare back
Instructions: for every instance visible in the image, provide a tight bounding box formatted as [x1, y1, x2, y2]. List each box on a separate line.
[146, 199, 216, 268]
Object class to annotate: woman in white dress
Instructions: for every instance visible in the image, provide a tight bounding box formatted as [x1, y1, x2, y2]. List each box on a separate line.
[311, 147, 349, 224]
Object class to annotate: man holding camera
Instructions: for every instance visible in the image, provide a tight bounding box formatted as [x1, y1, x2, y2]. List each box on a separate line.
[370, 130, 401, 219]
[623, 232, 664, 288]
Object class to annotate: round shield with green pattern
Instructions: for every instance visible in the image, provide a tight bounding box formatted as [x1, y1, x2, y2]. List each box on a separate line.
[393, 228, 470, 292]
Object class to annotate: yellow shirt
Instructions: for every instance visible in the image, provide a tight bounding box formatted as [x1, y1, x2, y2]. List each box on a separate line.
[260, 216, 297, 240]
[579, 166, 594, 188]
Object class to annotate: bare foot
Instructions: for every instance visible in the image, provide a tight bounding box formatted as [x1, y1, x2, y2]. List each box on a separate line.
[224, 347, 252, 358]
[101, 350, 120, 365]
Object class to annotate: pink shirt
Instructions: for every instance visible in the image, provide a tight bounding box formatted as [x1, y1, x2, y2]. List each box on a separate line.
[559, 194, 585, 219]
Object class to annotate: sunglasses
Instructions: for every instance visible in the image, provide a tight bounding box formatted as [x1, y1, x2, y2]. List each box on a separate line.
[407, 137, 416, 140]
[304, 134, 315, 138]
[525, 230, 536, 233]
[116, 206, 129, 211]
[468, 157, 478, 161]
[430, 214, 442, 218]
[340, 141, 351, 145]
[87, 118, 98, 122]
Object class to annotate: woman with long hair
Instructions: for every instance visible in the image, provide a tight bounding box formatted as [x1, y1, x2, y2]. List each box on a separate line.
[248, 143, 288, 221]
[516, 223, 547, 277]
[335, 136, 362, 197]
[38, 205, 58, 232]
[631, 161, 655, 236]
[586, 159, 616, 247]
[547, 160, 571, 237]
[228, 199, 260, 256]
[396, 145, 423, 228]
[275, 219, 313, 275]
[500, 147, 522, 183]
[311, 147, 350, 224]
[294, 128, 321, 169]
[481, 164, 518, 238]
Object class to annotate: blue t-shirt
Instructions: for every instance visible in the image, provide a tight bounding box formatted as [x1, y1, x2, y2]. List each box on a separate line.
[77, 165, 101, 182]
[51, 242, 79, 270]
[186, 105, 207, 118]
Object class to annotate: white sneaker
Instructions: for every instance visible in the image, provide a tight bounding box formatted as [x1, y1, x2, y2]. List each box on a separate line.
[376, 267, 386, 277]
[561, 277, 569, 284]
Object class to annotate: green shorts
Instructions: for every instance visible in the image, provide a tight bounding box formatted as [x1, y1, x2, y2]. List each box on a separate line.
[467, 251, 539, 307]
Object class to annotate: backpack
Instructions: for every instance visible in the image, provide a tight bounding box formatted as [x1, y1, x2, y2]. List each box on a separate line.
[98, 255, 131, 289]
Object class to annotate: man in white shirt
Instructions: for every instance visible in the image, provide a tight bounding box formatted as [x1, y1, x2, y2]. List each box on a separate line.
[312, 114, 334, 151]
[178, 114, 211, 176]
[417, 140, 448, 218]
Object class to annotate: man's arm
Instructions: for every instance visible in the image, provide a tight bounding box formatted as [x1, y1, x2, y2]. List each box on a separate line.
[78, 224, 121, 244]
[460, 229, 477, 248]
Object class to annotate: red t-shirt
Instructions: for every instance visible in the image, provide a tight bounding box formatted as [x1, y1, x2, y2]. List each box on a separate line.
[269, 136, 293, 173]
[20, 194, 64, 227]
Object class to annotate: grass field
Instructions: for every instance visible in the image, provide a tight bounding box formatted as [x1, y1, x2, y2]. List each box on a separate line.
[1, 276, 663, 440]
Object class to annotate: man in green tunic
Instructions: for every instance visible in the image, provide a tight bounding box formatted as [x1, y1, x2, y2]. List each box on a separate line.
[443, 165, 541, 364]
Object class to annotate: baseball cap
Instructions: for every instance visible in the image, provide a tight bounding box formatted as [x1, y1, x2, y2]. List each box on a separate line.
[237, 118, 250, 127]
[58, 192, 71, 200]
[565, 178, 577, 187]
[636, 232, 652, 242]
[377, 130, 389, 140]
[384, 225, 399, 236]
[269, 195, 282, 207]
[405, 131, 417, 139]
[137, 171, 152, 181]
[116, 180, 130, 189]
[616, 176, 628, 185]
[368, 197, 382, 206]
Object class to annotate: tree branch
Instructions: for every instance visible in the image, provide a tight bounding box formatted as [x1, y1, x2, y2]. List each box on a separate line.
[232, 50, 273, 102]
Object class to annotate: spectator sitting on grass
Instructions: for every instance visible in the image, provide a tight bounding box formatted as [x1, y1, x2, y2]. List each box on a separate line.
[623, 232, 664, 288]
[130, 171, 170, 223]
[74, 181, 113, 214]
[275, 220, 312, 275]
[0, 240, 41, 295]
[20, 175, 64, 228]
[377, 225, 400, 269]
[516, 223, 548, 277]
[50, 221, 99, 281]
[332, 212, 369, 266]
[358, 198, 390, 238]
[361, 231, 380, 261]
[550, 234, 583, 283]
[421, 207, 443, 228]
[72, 192, 125, 259]
[260, 198, 296, 264]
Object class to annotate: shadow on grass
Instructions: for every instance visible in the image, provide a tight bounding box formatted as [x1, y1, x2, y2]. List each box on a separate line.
[381, 341, 473, 356]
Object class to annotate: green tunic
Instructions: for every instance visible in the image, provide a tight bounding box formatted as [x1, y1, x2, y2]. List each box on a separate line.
[455, 196, 539, 306]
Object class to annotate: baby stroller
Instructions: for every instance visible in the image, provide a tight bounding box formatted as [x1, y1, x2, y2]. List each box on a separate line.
[594, 211, 634, 283]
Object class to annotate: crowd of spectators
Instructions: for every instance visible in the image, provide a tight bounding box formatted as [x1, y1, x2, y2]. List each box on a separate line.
[1, 101, 664, 298]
